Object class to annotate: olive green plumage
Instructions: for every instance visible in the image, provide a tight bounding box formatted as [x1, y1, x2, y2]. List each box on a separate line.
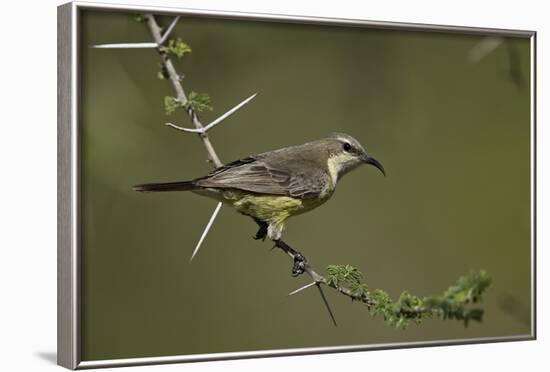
[134, 133, 385, 241]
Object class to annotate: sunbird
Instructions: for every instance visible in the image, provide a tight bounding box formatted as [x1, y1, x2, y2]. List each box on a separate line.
[134, 133, 385, 272]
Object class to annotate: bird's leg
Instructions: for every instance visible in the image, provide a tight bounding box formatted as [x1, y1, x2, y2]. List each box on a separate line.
[273, 239, 308, 277]
[252, 218, 268, 241]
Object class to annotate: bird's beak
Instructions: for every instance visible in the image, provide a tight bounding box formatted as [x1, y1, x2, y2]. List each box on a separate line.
[361, 155, 386, 176]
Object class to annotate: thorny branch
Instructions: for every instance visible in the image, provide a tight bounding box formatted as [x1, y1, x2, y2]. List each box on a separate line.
[143, 15, 255, 261]
[94, 14, 492, 328]
[142, 14, 344, 323]
[145, 14, 222, 168]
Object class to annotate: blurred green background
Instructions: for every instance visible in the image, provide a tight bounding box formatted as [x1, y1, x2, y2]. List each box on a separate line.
[79, 10, 532, 361]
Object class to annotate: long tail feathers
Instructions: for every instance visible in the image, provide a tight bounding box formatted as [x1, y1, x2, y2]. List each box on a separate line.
[133, 180, 197, 192]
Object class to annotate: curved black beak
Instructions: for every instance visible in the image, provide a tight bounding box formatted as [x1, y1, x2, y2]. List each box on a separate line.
[361, 155, 385, 176]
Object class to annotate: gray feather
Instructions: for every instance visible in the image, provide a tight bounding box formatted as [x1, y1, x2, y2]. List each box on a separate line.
[194, 144, 332, 199]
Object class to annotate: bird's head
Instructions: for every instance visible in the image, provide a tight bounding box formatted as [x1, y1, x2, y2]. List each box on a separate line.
[323, 133, 385, 181]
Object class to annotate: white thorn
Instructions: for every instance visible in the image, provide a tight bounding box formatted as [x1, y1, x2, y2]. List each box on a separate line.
[203, 93, 258, 131]
[190, 202, 223, 261]
[92, 42, 159, 49]
[164, 93, 258, 134]
[160, 16, 180, 45]
[165, 122, 204, 133]
[288, 282, 317, 296]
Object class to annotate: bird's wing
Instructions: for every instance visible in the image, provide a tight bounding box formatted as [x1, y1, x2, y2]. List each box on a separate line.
[195, 155, 330, 199]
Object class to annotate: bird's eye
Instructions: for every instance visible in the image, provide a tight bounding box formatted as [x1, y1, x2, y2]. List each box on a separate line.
[343, 142, 352, 152]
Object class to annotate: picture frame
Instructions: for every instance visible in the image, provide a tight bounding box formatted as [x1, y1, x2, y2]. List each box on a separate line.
[58, 1, 536, 369]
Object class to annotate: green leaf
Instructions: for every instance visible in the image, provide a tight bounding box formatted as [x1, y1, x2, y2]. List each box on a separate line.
[164, 96, 179, 115]
[350, 282, 370, 299]
[328, 267, 490, 329]
[327, 265, 345, 287]
[331, 266, 491, 329]
[162, 38, 192, 58]
[184, 91, 213, 112]
[326, 265, 363, 287]
[370, 289, 392, 317]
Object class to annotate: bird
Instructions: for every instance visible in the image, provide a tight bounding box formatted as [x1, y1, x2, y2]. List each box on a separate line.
[134, 133, 385, 274]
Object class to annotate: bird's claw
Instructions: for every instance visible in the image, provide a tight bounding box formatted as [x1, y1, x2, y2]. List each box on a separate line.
[292, 253, 307, 277]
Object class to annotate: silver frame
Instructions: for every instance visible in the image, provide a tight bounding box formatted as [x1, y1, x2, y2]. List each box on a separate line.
[57, 1, 537, 369]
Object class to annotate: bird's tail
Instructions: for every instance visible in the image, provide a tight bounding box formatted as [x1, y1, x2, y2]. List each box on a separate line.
[133, 180, 198, 192]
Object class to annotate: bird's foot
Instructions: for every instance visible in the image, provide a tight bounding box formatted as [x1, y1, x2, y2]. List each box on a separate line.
[292, 252, 307, 277]
[273, 239, 308, 277]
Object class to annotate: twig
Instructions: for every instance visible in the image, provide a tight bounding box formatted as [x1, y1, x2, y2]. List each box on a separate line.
[165, 93, 258, 134]
[145, 15, 222, 167]
[92, 42, 158, 49]
[145, 16, 262, 262]
[160, 16, 180, 45]
[91, 16, 179, 49]
[144, 14, 225, 261]
[316, 284, 337, 326]
[288, 281, 316, 296]
[274, 240, 374, 307]
[189, 201, 222, 261]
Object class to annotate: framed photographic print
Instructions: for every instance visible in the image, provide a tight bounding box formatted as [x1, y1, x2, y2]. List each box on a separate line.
[57, 1, 536, 369]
